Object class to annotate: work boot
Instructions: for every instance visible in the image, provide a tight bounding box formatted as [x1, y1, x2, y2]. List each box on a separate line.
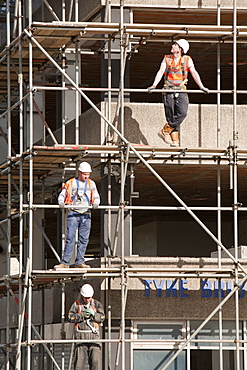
[75, 263, 90, 269]
[170, 131, 179, 147]
[54, 263, 69, 269]
[158, 123, 173, 145]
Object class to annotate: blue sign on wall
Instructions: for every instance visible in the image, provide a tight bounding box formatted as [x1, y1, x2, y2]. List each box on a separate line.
[142, 279, 246, 298]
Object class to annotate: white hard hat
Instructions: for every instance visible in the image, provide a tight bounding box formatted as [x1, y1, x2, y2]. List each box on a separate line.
[80, 284, 94, 298]
[78, 162, 92, 173]
[176, 39, 190, 54]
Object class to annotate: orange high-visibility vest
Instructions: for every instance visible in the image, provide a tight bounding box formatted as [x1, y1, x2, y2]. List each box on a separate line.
[163, 54, 190, 86]
[63, 178, 94, 205]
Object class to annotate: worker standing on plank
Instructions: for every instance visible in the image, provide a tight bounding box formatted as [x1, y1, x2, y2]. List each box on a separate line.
[148, 39, 209, 147]
[54, 162, 100, 269]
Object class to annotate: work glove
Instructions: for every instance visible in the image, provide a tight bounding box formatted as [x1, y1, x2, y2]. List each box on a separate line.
[201, 86, 209, 94]
[83, 307, 95, 319]
[147, 86, 155, 93]
[92, 203, 99, 209]
[59, 202, 65, 209]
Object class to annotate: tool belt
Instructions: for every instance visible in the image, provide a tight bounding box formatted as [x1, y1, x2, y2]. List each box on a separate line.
[163, 85, 187, 90]
[162, 79, 188, 93]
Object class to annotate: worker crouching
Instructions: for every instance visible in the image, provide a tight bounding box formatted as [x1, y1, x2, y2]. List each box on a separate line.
[68, 284, 105, 370]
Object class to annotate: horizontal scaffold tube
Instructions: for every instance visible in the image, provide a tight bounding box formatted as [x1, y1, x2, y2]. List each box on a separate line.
[21, 204, 247, 211]
[32, 86, 247, 94]
[2, 337, 247, 347]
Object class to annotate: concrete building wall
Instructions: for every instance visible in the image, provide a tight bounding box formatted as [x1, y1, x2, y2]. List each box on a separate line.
[0, 289, 54, 329]
[76, 102, 247, 149]
[70, 0, 247, 22]
[0, 207, 44, 278]
[132, 215, 233, 258]
[133, 220, 158, 256]
[43, 101, 247, 148]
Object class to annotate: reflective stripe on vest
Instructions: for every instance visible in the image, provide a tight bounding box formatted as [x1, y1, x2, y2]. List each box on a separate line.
[63, 178, 94, 205]
[163, 54, 190, 86]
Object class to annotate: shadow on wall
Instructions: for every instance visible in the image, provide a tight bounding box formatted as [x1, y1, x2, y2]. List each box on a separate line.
[110, 106, 148, 145]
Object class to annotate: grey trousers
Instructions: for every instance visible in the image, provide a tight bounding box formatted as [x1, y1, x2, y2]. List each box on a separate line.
[74, 343, 101, 370]
[163, 92, 189, 131]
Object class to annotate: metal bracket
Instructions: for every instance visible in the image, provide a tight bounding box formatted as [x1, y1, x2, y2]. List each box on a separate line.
[232, 202, 243, 210]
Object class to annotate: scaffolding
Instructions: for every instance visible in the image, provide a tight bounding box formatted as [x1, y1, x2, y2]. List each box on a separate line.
[1, 0, 247, 369]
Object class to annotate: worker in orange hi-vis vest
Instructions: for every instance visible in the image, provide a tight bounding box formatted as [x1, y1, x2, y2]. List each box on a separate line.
[68, 284, 105, 370]
[148, 39, 209, 147]
[54, 162, 100, 269]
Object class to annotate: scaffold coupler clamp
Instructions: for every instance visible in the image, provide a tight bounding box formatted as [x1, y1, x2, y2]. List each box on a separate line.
[232, 202, 243, 211]
[228, 139, 237, 150]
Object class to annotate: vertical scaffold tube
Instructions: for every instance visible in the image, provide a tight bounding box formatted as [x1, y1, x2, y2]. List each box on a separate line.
[120, 146, 125, 370]
[217, 0, 221, 147]
[119, 2, 126, 364]
[107, 2, 112, 145]
[27, 0, 33, 367]
[120, 0, 124, 137]
[75, 0, 79, 144]
[217, 159, 224, 370]
[216, 0, 223, 352]
[16, 258, 30, 370]
[61, 282, 66, 370]
[6, 0, 11, 368]
[17, 0, 24, 367]
[107, 159, 112, 368]
[233, 1, 240, 369]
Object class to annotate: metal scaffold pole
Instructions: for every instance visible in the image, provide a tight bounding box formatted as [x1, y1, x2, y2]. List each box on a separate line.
[216, 0, 221, 148]
[120, 4, 126, 366]
[106, 2, 112, 144]
[217, 158, 224, 370]
[75, 0, 79, 144]
[233, 1, 240, 369]
[107, 158, 112, 369]
[6, 0, 11, 368]
[216, 9, 223, 370]
[16, 258, 30, 369]
[16, 0, 24, 367]
[27, 0, 33, 368]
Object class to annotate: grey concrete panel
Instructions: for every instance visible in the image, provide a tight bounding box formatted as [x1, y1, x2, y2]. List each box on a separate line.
[79, 107, 102, 145]
[110, 0, 247, 8]
[133, 220, 157, 256]
[42, 102, 247, 149]
[100, 102, 247, 149]
[31, 0, 247, 25]
[0, 289, 54, 329]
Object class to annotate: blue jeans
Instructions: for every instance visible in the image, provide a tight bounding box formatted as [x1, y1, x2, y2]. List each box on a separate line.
[163, 92, 189, 131]
[61, 212, 91, 266]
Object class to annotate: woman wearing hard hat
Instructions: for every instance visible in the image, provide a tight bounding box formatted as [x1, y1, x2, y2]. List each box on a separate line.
[148, 39, 209, 147]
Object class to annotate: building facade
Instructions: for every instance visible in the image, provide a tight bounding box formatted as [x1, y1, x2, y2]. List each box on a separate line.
[0, 0, 247, 369]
